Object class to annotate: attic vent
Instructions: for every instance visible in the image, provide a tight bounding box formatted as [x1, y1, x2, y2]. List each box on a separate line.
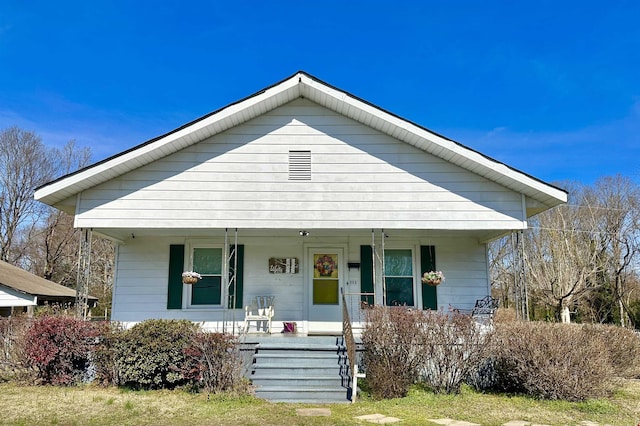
[289, 150, 311, 180]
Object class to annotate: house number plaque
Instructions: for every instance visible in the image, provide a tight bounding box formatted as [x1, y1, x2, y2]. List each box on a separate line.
[269, 258, 299, 274]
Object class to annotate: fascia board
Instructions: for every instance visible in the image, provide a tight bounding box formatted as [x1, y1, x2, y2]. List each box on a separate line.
[35, 76, 302, 205]
[299, 74, 567, 207]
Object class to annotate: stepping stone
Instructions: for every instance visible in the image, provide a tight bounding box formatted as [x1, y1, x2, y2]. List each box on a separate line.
[428, 419, 480, 426]
[296, 408, 331, 417]
[502, 422, 551, 426]
[355, 413, 402, 424]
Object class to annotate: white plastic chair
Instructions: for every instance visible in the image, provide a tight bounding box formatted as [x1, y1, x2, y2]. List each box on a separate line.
[243, 296, 275, 333]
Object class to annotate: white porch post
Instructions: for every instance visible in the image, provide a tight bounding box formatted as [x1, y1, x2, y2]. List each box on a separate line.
[75, 228, 92, 320]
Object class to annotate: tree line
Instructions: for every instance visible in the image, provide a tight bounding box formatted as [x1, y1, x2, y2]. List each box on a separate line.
[490, 176, 640, 327]
[0, 126, 113, 317]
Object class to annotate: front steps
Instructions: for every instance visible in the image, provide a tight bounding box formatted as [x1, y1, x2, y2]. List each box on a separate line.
[247, 335, 350, 403]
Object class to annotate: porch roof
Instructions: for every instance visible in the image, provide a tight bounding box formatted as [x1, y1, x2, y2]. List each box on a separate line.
[35, 71, 567, 217]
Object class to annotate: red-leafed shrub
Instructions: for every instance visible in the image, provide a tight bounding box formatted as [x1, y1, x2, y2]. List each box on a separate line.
[24, 315, 99, 385]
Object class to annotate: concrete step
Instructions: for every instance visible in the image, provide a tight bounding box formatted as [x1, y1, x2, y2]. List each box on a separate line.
[253, 352, 341, 365]
[251, 376, 343, 387]
[252, 364, 341, 376]
[255, 386, 348, 403]
[249, 335, 349, 403]
[256, 343, 341, 352]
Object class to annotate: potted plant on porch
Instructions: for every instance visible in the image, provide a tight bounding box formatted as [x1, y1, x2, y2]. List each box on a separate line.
[422, 271, 445, 286]
[182, 271, 202, 285]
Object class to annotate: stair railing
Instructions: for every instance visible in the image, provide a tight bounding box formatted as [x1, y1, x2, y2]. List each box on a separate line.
[341, 288, 366, 402]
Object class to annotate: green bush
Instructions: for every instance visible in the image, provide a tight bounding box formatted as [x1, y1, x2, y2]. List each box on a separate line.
[113, 319, 198, 389]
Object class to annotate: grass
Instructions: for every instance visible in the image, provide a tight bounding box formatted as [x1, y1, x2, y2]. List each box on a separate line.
[0, 380, 638, 425]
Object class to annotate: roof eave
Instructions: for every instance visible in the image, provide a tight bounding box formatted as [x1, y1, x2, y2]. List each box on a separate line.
[35, 71, 567, 211]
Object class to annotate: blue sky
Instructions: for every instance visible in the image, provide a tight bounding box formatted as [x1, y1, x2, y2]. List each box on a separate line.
[1, 1, 639, 186]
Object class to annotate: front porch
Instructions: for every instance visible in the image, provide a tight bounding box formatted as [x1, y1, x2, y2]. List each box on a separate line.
[93, 228, 495, 334]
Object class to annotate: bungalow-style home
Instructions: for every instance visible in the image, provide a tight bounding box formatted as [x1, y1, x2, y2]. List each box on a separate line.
[34, 71, 567, 335]
[0, 260, 98, 317]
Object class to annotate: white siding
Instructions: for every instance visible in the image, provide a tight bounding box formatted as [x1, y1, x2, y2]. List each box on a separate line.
[76, 99, 525, 231]
[0, 286, 36, 307]
[111, 233, 488, 326]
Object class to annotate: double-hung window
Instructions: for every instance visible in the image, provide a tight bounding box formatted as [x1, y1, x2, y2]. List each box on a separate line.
[384, 249, 415, 306]
[190, 246, 223, 306]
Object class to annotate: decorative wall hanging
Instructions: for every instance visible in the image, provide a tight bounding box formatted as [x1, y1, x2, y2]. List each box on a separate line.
[269, 258, 299, 274]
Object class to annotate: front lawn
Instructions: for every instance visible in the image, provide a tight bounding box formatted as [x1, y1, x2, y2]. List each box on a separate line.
[1, 380, 638, 425]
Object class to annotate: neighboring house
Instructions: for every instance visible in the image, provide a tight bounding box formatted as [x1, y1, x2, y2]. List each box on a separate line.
[34, 71, 567, 334]
[0, 260, 98, 317]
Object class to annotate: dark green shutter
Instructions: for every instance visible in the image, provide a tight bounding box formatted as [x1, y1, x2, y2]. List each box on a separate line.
[167, 244, 185, 309]
[360, 245, 374, 305]
[228, 245, 244, 309]
[421, 245, 438, 310]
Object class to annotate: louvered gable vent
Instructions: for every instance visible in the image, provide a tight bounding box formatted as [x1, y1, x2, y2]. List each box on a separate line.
[289, 150, 311, 180]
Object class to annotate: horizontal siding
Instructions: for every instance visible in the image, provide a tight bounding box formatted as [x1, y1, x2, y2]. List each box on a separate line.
[111, 234, 488, 323]
[77, 98, 524, 230]
[0, 288, 36, 307]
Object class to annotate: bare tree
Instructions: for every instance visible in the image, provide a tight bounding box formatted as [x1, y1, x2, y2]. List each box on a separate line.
[583, 175, 640, 327]
[488, 234, 515, 308]
[41, 141, 92, 281]
[525, 183, 603, 323]
[0, 127, 55, 263]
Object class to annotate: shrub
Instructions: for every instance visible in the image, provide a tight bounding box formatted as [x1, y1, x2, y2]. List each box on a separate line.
[24, 315, 99, 385]
[481, 321, 614, 401]
[419, 310, 492, 394]
[92, 321, 124, 386]
[113, 319, 198, 389]
[362, 307, 426, 399]
[582, 323, 640, 379]
[0, 316, 33, 383]
[180, 331, 248, 394]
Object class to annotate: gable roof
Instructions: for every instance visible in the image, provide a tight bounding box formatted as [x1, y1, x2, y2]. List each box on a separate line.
[34, 71, 567, 215]
[0, 260, 97, 301]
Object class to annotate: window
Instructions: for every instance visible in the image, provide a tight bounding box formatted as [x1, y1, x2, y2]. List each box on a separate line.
[384, 249, 414, 306]
[190, 247, 223, 306]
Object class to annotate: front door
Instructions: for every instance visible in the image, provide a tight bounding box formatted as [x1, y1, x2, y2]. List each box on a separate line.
[307, 247, 344, 333]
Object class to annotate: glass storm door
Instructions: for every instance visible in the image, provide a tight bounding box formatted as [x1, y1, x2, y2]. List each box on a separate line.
[308, 248, 343, 328]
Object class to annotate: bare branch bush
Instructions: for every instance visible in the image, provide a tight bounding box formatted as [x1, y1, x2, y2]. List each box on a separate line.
[484, 320, 615, 401]
[419, 310, 492, 394]
[362, 306, 426, 399]
[363, 307, 492, 398]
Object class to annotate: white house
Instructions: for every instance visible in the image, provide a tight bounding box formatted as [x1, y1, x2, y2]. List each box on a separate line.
[34, 71, 567, 334]
[0, 260, 98, 317]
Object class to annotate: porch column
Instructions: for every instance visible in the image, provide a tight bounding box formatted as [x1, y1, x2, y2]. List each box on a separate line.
[75, 228, 92, 320]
